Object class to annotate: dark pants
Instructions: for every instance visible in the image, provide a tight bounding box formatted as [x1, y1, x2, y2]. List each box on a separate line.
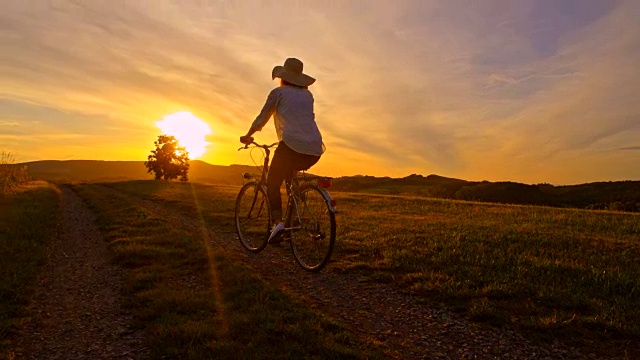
[267, 142, 320, 221]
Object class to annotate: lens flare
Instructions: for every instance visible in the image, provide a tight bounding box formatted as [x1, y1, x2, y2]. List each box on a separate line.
[156, 112, 212, 158]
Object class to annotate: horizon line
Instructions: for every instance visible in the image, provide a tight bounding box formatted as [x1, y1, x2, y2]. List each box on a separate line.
[15, 158, 640, 186]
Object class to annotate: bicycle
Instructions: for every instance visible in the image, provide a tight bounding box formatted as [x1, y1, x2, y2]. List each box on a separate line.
[234, 140, 337, 272]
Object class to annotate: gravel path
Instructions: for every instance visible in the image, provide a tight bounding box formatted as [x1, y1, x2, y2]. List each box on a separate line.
[11, 185, 147, 359]
[95, 184, 614, 360]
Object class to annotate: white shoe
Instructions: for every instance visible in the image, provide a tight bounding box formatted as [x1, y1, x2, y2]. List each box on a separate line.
[268, 222, 285, 244]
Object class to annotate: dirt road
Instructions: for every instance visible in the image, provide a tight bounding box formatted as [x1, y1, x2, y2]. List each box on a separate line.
[10, 186, 147, 359]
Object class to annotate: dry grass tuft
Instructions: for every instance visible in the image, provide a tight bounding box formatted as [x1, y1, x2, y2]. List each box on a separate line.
[0, 151, 29, 194]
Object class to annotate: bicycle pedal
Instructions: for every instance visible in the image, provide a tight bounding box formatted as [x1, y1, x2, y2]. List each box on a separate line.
[268, 233, 285, 244]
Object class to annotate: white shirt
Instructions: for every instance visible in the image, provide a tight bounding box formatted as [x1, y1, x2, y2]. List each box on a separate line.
[250, 86, 324, 156]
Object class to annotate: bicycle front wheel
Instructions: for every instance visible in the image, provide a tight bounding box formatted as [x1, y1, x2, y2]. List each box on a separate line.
[235, 182, 270, 253]
[289, 185, 336, 272]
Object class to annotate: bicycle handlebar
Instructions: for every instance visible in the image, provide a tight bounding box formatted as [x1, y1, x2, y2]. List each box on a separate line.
[237, 141, 279, 151]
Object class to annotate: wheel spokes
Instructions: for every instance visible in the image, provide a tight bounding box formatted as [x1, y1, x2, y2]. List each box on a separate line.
[290, 186, 335, 271]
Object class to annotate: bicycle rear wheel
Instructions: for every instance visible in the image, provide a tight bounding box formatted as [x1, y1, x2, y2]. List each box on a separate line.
[235, 182, 270, 253]
[289, 185, 336, 271]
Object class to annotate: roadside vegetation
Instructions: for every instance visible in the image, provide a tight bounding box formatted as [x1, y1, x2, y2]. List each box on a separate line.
[0, 182, 60, 354]
[72, 183, 382, 359]
[0, 151, 29, 193]
[105, 180, 640, 357]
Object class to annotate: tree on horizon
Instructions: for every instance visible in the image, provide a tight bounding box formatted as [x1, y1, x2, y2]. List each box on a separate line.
[144, 134, 190, 181]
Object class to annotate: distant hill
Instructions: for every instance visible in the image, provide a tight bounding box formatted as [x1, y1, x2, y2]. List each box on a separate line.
[333, 174, 640, 212]
[22, 160, 640, 212]
[332, 174, 470, 198]
[22, 160, 257, 185]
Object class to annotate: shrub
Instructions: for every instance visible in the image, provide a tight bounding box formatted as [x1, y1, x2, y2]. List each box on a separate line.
[0, 151, 29, 193]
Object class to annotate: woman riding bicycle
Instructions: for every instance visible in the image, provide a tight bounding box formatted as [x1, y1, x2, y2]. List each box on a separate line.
[240, 57, 324, 243]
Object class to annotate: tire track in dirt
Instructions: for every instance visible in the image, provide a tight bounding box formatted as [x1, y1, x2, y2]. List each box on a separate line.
[97, 184, 606, 360]
[10, 185, 148, 360]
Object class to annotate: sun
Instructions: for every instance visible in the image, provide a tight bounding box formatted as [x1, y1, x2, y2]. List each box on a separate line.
[155, 112, 212, 158]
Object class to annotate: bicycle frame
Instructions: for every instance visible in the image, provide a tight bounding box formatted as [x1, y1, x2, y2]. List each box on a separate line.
[283, 179, 303, 232]
[238, 142, 277, 222]
[239, 141, 337, 232]
[236, 140, 337, 271]
[239, 143, 273, 185]
[283, 176, 337, 235]
[238, 141, 337, 226]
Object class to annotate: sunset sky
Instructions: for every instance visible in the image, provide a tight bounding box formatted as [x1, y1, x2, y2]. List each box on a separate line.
[2, 1, 639, 185]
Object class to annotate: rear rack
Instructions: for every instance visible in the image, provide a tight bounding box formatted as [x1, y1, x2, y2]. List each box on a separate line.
[295, 173, 331, 180]
[295, 173, 333, 188]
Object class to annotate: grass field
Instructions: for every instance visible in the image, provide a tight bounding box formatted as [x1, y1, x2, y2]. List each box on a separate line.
[3, 179, 638, 358]
[334, 194, 639, 341]
[71, 182, 383, 359]
[105, 180, 640, 356]
[0, 182, 60, 353]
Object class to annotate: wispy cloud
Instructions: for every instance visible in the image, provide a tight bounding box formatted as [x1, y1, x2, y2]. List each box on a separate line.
[1, 1, 639, 183]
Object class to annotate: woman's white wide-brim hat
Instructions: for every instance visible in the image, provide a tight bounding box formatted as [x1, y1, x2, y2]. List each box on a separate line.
[272, 58, 315, 87]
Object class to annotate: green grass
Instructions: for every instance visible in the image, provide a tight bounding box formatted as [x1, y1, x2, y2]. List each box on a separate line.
[72, 182, 383, 359]
[0, 182, 61, 354]
[335, 194, 640, 352]
[102, 181, 640, 357]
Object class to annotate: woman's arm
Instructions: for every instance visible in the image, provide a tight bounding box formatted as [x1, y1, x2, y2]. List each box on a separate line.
[248, 88, 279, 134]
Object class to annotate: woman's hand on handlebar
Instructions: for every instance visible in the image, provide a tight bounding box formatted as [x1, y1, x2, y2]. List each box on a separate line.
[240, 135, 254, 145]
